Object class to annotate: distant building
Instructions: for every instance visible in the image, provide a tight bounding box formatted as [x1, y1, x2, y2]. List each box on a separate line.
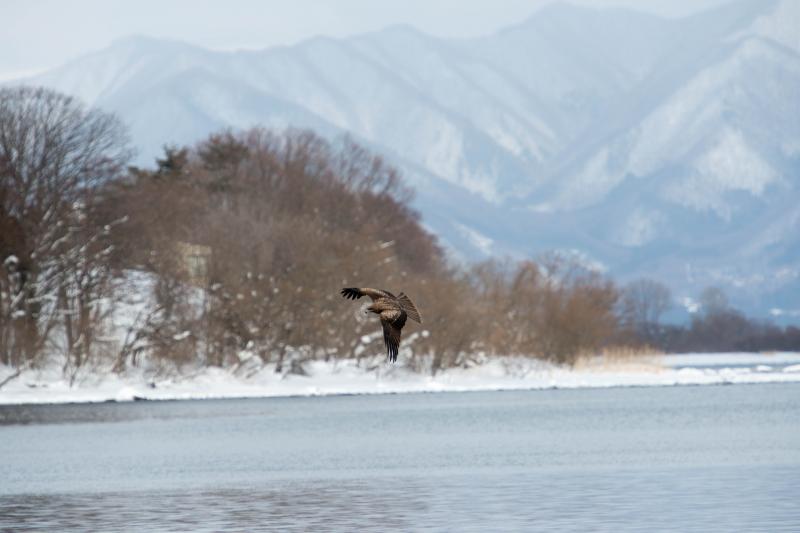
[176, 242, 211, 286]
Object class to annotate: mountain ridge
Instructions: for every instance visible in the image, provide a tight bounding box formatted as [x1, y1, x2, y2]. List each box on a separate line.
[8, 0, 799, 319]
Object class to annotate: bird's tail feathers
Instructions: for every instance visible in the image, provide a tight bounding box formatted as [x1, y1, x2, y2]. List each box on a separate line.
[397, 292, 422, 323]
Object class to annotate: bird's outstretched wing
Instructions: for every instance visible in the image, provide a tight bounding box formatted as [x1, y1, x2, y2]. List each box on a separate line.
[341, 287, 394, 301]
[380, 313, 405, 362]
[397, 292, 422, 324]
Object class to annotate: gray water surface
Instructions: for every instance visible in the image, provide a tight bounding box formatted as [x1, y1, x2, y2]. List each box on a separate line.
[1, 384, 799, 531]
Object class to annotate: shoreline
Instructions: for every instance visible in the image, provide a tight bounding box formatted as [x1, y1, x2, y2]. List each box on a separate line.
[2, 352, 800, 406]
[3, 379, 800, 408]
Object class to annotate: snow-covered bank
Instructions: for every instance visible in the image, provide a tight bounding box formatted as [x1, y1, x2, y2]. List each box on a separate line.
[1, 353, 800, 405]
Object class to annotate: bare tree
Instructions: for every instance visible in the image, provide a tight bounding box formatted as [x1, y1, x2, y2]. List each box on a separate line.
[530, 255, 620, 364]
[620, 278, 672, 342]
[698, 286, 729, 316]
[0, 86, 131, 368]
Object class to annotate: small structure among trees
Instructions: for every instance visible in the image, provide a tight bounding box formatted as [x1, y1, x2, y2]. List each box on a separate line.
[176, 242, 211, 286]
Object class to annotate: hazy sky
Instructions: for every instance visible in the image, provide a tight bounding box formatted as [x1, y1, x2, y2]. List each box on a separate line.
[2, 0, 732, 80]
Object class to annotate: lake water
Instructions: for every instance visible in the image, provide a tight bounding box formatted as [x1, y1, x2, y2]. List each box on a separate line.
[1, 383, 799, 532]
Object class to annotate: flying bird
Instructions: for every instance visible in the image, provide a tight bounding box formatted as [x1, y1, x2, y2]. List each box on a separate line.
[341, 287, 422, 362]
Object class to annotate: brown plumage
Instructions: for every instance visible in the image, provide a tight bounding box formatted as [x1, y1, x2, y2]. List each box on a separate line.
[341, 287, 422, 362]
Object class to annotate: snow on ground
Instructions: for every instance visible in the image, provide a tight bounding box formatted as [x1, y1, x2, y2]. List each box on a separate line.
[1, 352, 800, 405]
[662, 352, 800, 367]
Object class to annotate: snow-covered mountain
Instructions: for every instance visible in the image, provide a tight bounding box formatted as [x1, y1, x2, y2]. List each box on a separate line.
[13, 0, 800, 319]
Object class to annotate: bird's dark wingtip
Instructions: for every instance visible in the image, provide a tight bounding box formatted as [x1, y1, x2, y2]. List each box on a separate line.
[341, 287, 360, 300]
[387, 343, 398, 363]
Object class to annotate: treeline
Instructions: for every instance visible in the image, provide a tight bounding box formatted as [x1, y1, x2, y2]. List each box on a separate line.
[625, 286, 800, 353]
[1, 87, 798, 379]
[101, 123, 626, 373]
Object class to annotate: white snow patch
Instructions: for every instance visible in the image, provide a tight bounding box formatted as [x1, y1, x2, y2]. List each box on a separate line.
[614, 208, 664, 247]
[173, 331, 191, 341]
[424, 123, 464, 184]
[548, 249, 607, 274]
[665, 128, 779, 220]
[681, 296, 700, 314]
[556, 148, 625, 209]
[115, 386, 139, 402]
[627, 67, 726, 178]
[529, 202, 555, 214]
[770, 307, 800, 318]
[662, 353, 800, 367]
[736, 0, 800, 54]
[782, 138, 800, 158]
[694, 129, 776, 194]
[3, 352, 799, 405]
[453, 222, 494, 256]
